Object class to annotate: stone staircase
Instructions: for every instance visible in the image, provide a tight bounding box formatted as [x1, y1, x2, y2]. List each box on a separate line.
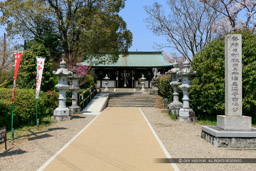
[107, 92, 158, 107]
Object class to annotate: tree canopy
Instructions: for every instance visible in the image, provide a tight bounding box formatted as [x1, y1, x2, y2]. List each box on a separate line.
[0, 0, 132, 66]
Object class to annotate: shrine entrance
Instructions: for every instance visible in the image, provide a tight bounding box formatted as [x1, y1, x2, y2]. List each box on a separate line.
[119, 70, 133, 88]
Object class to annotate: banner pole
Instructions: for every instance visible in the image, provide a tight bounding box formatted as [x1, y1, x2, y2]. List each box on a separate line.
[36, 58, 37, 128]
[36, 98, 38, 129]
[11, 53, 15, 141]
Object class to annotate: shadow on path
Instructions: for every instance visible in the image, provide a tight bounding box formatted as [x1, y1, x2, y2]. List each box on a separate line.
[0, 148, 27, 157]
[28, 134, 52, 141]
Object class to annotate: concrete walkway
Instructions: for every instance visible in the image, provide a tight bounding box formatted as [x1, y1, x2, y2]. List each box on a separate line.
[82, 93, 109, 115]
[39, 107, 176, 171]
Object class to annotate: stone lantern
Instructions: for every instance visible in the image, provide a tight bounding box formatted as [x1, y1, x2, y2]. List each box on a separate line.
[103, 74, 110, 92]
[52, 59, 72, 121]
[141, 74, 146, 92]
[166, 61, 182, 115]
[177, 60, 197, 122]
[68, 68, 82, 114]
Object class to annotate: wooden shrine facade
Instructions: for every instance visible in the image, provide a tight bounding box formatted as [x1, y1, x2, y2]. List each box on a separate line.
[81, 52, 173, 88]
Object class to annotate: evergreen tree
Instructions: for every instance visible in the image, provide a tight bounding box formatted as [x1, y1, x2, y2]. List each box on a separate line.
[17, 41, 55, 92]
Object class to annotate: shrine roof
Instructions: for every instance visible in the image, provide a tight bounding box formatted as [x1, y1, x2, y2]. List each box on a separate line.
[80, 51, 172, 67]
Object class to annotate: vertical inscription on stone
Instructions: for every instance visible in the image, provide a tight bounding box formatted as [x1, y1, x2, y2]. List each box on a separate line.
[225, 34, 242, 116]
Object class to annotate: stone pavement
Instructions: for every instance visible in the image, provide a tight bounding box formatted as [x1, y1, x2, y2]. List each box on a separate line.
[82, 93, 109, 115]
[38, 107, 177, 171]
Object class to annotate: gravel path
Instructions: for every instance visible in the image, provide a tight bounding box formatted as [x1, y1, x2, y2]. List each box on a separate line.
[141, 107, 256, 171]
[0, 114, 95, 171]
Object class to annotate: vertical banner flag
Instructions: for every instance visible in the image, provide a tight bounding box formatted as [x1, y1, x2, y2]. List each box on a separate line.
[11, 52, 22, 102]
[35, 58, 45, 99]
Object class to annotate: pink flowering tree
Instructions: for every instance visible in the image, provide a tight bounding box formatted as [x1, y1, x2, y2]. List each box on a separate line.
[71, 65, 88, 77]
[202, 0, 256, 33]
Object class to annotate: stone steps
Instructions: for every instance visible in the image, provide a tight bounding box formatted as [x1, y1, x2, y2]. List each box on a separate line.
[107, 92, 157, 107]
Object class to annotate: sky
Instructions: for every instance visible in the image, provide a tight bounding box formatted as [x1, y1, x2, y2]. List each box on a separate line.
[0, 0, 169, 52]
[120, 0, 167, 52]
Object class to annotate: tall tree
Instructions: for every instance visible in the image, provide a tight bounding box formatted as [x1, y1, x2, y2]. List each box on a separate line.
[0, 0, 132, 66]
[202, 0, 256, 33]
[145, 0, 217, 60]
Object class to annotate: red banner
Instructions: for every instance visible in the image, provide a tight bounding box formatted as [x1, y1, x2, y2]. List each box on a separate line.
[11, 53, 22, 102]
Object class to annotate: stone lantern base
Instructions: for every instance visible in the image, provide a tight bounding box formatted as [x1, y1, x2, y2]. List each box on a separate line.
[52, 107, 72, 121]
[168, 102, 182, 115]
[70, 106, 81, 114]
[178, 108, 197, 122]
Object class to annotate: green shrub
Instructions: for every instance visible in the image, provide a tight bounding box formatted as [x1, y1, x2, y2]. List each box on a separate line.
[0, 70, 13, 88]
[0, 88, 58, 129]
[80, 73, 97, 89]
[156, 74, 173, 102]
[190, 29, 256, 123]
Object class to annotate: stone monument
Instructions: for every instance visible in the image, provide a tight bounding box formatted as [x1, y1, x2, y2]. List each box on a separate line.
[52, 59, 72, 121]
[166, 61, 182, 115]
[201, 34, 256, 148]
[69, 68, 82, 114]
[177, 60, 197, 122]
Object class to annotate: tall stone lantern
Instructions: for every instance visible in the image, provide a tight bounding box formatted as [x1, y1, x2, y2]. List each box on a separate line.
[141, 74, 146, 92]
[166, 61, 182, 115]
[103, 74, 110, 92]
[177, 60, 197, 122]
[69, 68, 82, 114]
[52, 59, 72, 121]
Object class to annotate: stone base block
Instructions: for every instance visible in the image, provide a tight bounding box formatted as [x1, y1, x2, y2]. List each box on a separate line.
[178, 108, 197, 122]
[178, 116, 197, 122]
[51, 115, 72, 121]
[53, 107, 72, 121]
[201, 126, 256, 148]
[168, 102, 182, 115]
[217, 115, 251, 130]
[70, 106, 81, 114]
[54, 107, 71, 116]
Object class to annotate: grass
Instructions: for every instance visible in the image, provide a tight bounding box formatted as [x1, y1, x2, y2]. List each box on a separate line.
[169, 113, 178, 120]
[195, 119, 217, 126]
[5, 115, 54, 141]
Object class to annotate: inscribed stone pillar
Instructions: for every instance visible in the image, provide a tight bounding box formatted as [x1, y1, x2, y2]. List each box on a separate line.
[217, 34, 251, 130]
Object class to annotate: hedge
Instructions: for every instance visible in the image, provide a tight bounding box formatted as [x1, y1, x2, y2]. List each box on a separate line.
[156, 74, 173, 102]
[0, 88, 58, 129]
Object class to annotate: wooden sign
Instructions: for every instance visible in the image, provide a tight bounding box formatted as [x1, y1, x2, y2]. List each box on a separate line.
[0, 127, 7, 150]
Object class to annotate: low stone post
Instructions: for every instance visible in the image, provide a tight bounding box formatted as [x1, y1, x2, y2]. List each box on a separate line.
[166, 61, 182, 115]
[69, 68, 82, 114]
[104, 74, 110, 92]
[140, 74, 146, 92]
[177, 60, 197, 122]
[52, 59, 72, 121]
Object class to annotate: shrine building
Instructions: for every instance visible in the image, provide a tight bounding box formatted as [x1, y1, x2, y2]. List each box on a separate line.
[81, 51, 172, 88]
